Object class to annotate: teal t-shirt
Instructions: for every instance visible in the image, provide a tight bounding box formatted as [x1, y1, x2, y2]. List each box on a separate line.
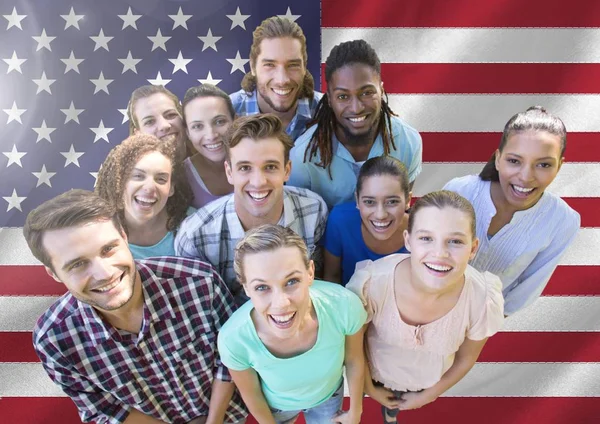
[217, 280, 367, 411]
[129, 231, 175, 260]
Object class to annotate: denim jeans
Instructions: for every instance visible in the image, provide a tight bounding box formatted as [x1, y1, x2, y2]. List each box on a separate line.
[270, 380, 344, 424]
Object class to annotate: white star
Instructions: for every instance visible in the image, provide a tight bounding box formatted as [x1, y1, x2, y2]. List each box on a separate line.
[60, 145, 84, 167]
[3, 51, 26, 74]
[3, 145, 26, 167]
[90, 28, 113, 51]
[226, 7, 250, 30]
[3, 7, 26, 30]
[277, 7, 301, 22]
[169, 7, 192, 30]
[118, 7, 141, 30]
[198, 71, 222, 86]
[60, 51, 84, 74]
[90, 172, 99, 187]
[61, 101, 84, 124]
[147, 71, 171, 87]
[3, 189, 26, 212]
[226, 51, 249, 74]
[118, 51, 141, 74]
[3, 101, 26, 124]
[60, 7, 84, 30]
[118, 108, 129, 124]
[32, 72, 56, 94]
[148, 28, 170, 52]
[32, 29, 55, 51]
[90, 71, 113, 94]
[90, 120, 114, 143]
[169, 50, 192, 74]
[32, 165, 56, 188]
[198, 29, 221, 52]
[32, 120, 56, 142]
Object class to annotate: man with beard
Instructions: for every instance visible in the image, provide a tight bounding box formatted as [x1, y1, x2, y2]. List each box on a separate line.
[288, 40, 423, 209]
[24, 190, 246, 424]
[230, 16, 322, 141]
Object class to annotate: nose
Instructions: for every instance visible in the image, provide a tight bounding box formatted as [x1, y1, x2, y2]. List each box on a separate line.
[350, 96, 365, 114]
[434, 241, 450, 258]
[250, 169, 267, 187]
[90, 258, 113, 281]
[156, 116, 171, 135]
[519, 164, 535, 182]
[374, 203, 387, 219]
[273, 65, 291, 85]
[204, 125, 216, 142]
[271, 289, 291, 309]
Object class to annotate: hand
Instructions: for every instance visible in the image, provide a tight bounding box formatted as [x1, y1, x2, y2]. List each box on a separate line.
[398, 390, 438, 411]
[330, 410, 361, 424]
[366, 385, 402, 410]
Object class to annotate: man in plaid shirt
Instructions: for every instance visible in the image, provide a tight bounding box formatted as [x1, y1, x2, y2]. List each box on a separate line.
[24, 190, 245, 424]
[175, 114, 328, 303]
[230, 16, 322, 141]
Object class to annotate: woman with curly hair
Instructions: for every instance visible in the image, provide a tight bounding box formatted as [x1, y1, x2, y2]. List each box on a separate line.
[96, 133, 193, 259]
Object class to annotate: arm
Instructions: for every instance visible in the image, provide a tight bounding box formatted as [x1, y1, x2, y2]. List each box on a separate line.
[205, 379, 235, 424]
[122, 410, 167, 424]
[398, 337, 488, 410]
[332, 328, 365, 424]
[323, 250, 342, 284]
[229, 368, 277, 424]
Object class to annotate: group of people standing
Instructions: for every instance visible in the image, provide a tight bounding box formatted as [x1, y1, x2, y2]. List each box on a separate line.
[23, 15, 580, 424]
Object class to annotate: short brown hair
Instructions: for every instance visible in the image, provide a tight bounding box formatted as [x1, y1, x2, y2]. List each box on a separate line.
[23, 190, 122, 271]
[126, 85, 182, 135]
[241, 16, 315, 98]
[223, 114, 294, 163]
[234, 224, 310, 284]
[95, 133, 193, 234]
[408, 190, 477, 240]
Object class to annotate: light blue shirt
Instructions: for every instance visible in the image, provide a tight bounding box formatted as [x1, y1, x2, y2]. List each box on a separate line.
[129, 231, 175, 260]
[288, 116, 422, 208]
[444, 175, 580, 315]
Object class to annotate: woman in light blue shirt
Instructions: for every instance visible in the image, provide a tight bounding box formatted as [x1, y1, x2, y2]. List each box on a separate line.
[218, 224, 366, 424]
[444, 106, 580, 315]
[96, 133, 193, 259]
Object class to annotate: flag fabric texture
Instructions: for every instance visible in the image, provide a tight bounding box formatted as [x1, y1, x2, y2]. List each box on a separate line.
[1, 0, 599, 423]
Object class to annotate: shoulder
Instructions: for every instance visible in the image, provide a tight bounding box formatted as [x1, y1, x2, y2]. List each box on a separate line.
[284, 186, 327, 211]
[33, 294, 81, 348]
[312, 280, 361, 306]
[291, 125, 318, 154]
[218, 301, 253, 344]
[138, 256, 218, 282]
[330, 201, 358, 219]
[179, 194, 232, 234]
[540, 192, 581, 230]
[390, 116, 421, 142]
[229, 89, 252, 107]
[310, 91, 324, 107]
[443, 174, 483, 195]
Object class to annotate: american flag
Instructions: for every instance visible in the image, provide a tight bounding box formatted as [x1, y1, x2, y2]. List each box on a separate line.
[1, 0, 598, 423]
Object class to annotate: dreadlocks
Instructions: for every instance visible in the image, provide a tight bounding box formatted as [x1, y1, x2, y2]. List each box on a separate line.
[303, 39, 398, 178]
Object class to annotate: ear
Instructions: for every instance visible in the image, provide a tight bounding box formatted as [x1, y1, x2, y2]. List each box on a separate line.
[469, 237, 480, 260]
[406, 191, 413, 210]
[494, 149, 501, 170]
[307, 260, 315, 285]
[168, 182, 175, 198]
[403, 229, 411, 252]
[242, 282, 251, 298]
[557, 156, 565, 173]
[224, 160, 234, 185]
[283, 160, 292, 182]
[45, 266, 63, 284]
[355, 192, 360, 207]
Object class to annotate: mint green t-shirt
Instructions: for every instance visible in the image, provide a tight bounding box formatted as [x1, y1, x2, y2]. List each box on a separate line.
[129, 231, 175, 260]
[217, 280, 367, 411]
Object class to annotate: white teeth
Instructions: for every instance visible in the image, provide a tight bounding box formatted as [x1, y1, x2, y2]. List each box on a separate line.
[349, 116, 367, 122]
[273, 88, 292, 96]
[135, 196, 157, 207]
[271, 312, 295, 323]
[425, 263, 452, 272]
[513, 185, 535, 193]
[249, 191, 269, 200]
[204, 142, 222, 150]
[94, 279, 119, 293]
[371, 220, 392, 228]
[160, 133, 177, 143]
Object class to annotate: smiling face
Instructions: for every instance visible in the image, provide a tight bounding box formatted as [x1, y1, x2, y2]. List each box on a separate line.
[242, 246, 314, 339]
[253, 37, 306, 115]
[184, 96, 233, 163]
[225, 137, 291, 228]
[43, 220, 139, 312]
[357, 174, 411, 242]
[404, 206, 478, 292]
[328, 63, 383, 146]
[123, 151, 174, 226]
[494, 130, 563, 211]
[133, 93, 184, 150]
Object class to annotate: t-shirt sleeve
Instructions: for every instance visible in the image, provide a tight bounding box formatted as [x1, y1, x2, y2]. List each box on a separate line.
[467, 272, 505, 340]
[217, 324, 251, 372]
[341, 286, 368, 335]
[346, 260, 379, 324]
[323, 206, 343, 256]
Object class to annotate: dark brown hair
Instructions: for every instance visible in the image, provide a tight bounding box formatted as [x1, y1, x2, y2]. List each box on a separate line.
[182, 84, 236, 122]
[126, 85, 182, 135]
[356, 156, 410, 201]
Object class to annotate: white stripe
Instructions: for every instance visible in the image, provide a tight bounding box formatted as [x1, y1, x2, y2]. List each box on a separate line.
[445, 363, 600, 397]
[413, 163, 600, 198]
[503, 296, 600, 332]
[386, 94, 600, 132]
[0, 363, 65, 397]
[0, 227, 40, 265]
[322, 28, 600, 63]
[0, 296, 59, 331]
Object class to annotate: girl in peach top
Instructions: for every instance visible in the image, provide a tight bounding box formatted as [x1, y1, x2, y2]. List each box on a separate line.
[347, 191, 504, 423]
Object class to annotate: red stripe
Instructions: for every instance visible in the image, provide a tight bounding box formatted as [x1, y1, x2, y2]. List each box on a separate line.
[0, 332, 38, 362]
[479, 332, 600, 362]
[543, 266, 600, 295]
[321, 63, 600, 94]
[322, 0, 600, 27]
[0, 266, 67, 295]
[4, 397, 597, 424]
[421, 133, 600, 162]
[561, 200, 600, 228]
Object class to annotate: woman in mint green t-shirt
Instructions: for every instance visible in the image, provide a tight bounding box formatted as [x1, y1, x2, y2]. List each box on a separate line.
[218, 225, 367, 424]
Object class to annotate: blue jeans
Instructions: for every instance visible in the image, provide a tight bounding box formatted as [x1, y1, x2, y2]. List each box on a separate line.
[270, 381, 344, 424]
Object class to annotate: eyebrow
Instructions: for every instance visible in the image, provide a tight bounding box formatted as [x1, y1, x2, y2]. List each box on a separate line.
[505, 153, 558, 161]
[61, 239, 121, 271]
[415, 230, 468, 237]
[234, 159, 283, 167]
[360, 195, 402, 199]
[249, 270, 302, 284]
[332, 83, 377, 92]
[261, 58, 302, 65]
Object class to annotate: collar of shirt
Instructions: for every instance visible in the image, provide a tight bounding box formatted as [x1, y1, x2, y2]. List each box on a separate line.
[331, 131, 385, 163]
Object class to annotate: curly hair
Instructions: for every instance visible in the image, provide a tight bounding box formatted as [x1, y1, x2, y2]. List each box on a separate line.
[240, 16, 315, 99]
[95, 133, 193, 234]
[126, 85, 183, 135]
[303, 39, 397, 178]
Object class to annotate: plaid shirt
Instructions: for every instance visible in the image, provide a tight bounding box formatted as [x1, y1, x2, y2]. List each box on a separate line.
[33, 257, 246, 424]
[230, 89, 323, 141]
[175, 186, 328, 298]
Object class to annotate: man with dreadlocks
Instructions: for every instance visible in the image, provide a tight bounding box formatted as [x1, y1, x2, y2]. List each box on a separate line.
[288, 39, 423, 208]
[230, 16, 322, 141]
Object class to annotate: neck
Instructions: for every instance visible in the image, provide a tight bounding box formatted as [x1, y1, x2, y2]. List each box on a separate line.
[126, 210, 169, 246]
[402, 266, 465, 301]
[489, 181, 524, 217]
[99, 271, 144, 334]
[235, 200, 284, 232]
[192, 153, 226, 173]
[334, 126, 377, 162]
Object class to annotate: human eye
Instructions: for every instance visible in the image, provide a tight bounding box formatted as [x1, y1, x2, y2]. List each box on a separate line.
[165, 112, 179, 120]
[191, 123, 203, 131]
[215, 118, 227, 126]
[263, 62, 275, 68]
[265, 164, 278, 171]
[361, 90, 375, 97]
[506, 158, 519, 164]
[239, 165, 250, 172]
[419, 236, 432, 242]
[68, 260, 86, 272]
[255, 284, 269, 292]
[101, 244, 117, 255]
[449, 239, 465, 245]
[286, 278, 300, 287]
[362, 199, 375, 206]
[131, 172, 144, 180]
[538, 162, 552, 168]
[156, 176, 170, 184]
[143, 119, 154, 127]
[386, 199, 400, 206]
[337, 94, 348, 101]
